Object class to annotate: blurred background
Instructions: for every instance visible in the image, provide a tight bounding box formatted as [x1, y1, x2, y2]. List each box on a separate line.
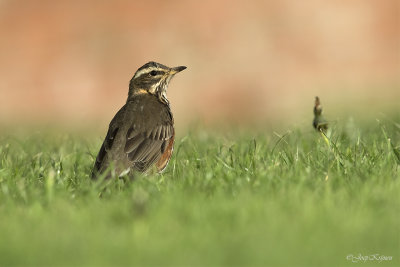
[0, 0, 398, 130]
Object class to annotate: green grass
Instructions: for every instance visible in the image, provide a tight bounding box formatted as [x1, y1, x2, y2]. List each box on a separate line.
[0, 118, 399, 266]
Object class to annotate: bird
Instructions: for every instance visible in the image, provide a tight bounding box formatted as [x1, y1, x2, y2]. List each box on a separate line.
[313, 96, 328, 132]
[92, 61, 186, 179]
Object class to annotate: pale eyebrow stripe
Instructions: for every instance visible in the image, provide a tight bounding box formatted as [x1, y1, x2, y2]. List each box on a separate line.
[133, 67, 167, 79]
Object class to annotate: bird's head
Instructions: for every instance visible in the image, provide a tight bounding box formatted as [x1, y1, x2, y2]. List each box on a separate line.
[128, 61, 186, 102]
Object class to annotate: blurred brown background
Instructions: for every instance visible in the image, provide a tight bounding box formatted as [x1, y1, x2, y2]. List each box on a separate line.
[0, 0, 398, 129]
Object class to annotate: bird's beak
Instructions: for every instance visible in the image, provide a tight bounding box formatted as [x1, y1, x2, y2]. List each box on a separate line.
[169, 66, 187, 75]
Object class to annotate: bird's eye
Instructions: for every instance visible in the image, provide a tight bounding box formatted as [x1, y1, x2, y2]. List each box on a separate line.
[150, 70, 157, 76]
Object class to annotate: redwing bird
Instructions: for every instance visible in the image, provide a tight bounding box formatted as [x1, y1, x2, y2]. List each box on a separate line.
[92, 62, 186, 179]
[313, 96, 328, 132]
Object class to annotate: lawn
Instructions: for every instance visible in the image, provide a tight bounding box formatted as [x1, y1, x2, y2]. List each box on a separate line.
[0, 117, 399, 266]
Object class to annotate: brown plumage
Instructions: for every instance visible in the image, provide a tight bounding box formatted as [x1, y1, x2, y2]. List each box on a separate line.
[92, 62, 186, 179]
[313, 96, 328, 132]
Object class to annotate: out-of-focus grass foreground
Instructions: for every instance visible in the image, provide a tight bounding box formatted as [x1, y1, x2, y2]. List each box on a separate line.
[0, 0, 399, 266]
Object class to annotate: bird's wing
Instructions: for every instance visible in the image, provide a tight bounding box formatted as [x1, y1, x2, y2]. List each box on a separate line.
[124, 123, 174, 172]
